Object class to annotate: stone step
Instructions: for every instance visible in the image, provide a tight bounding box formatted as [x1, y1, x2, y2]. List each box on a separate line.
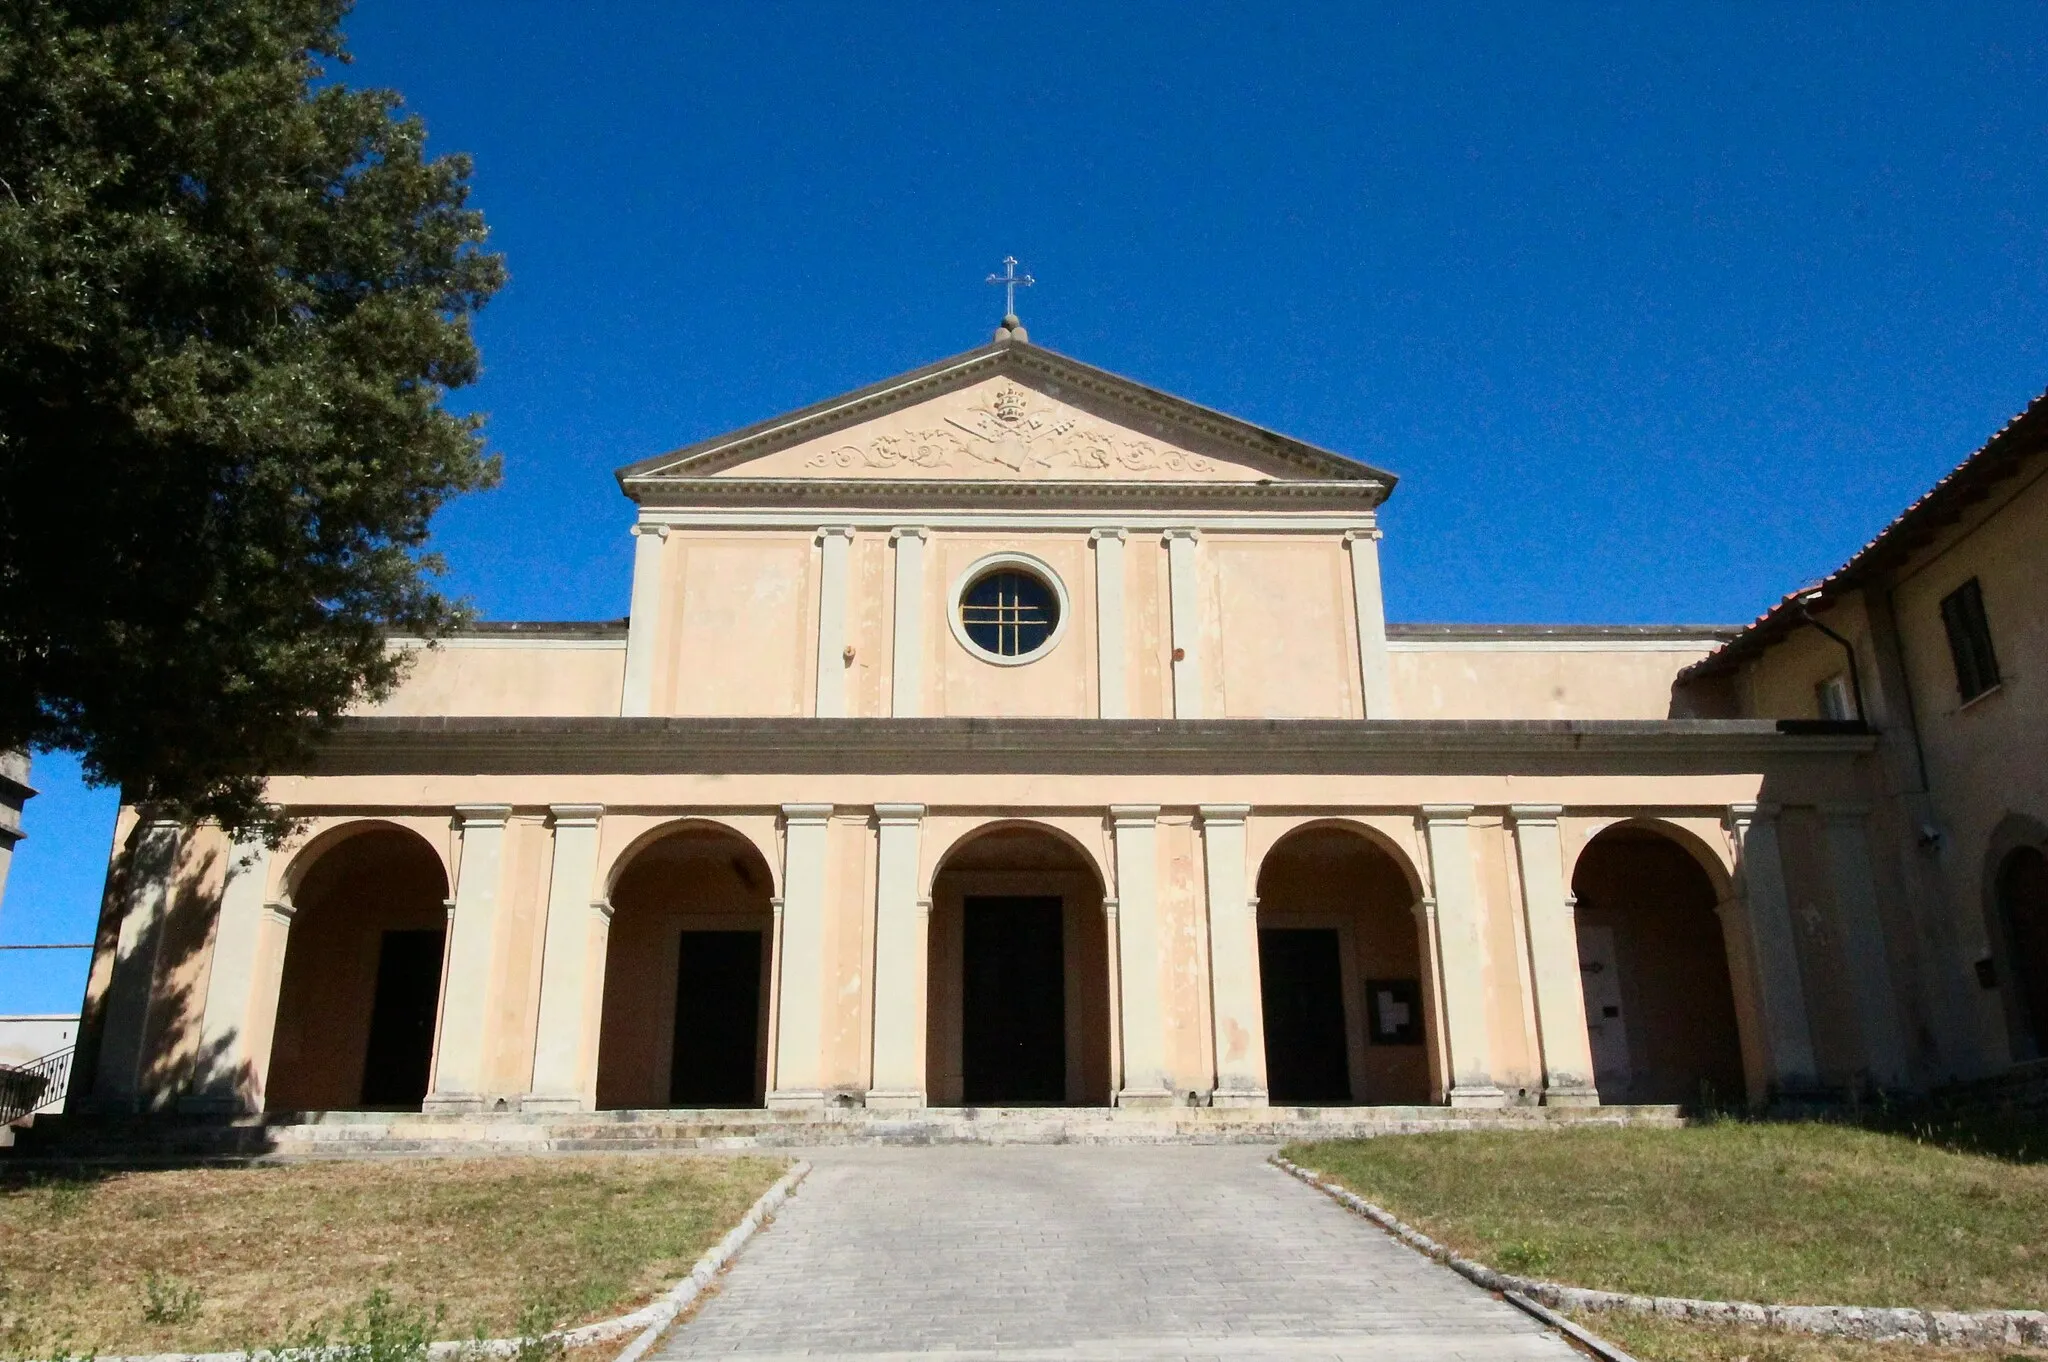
[1, 1102, 1683, 1162]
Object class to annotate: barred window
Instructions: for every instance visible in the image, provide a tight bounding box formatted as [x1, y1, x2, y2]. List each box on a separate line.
[960, 568, 1060, 659]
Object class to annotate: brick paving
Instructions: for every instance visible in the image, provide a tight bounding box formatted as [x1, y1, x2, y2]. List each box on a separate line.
[656, 1145, 1579, 1360]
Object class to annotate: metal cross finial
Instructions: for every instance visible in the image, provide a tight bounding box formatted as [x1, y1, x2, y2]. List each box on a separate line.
[987, 256, 1034, 317]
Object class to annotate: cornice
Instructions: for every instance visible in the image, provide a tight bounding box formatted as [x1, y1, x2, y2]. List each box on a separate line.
[294, 716, 1875, 780]
[625, 477, 1387, 513]
[616, 339, 1394, 501]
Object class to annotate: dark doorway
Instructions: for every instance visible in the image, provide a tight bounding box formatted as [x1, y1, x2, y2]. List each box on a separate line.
[962, 896, 1065, 1103]
[359, 929, 444, 1108]
[671, 930, 763, 1106]
[2000, 847, 2048, 1057]
[1260, 928, 1352, 1103]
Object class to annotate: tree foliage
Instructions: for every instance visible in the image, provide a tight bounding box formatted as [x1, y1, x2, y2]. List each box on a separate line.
[0, 0, 504, 842]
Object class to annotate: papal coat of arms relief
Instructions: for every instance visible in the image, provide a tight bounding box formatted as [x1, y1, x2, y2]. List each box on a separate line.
[801, 384, 1216, 478]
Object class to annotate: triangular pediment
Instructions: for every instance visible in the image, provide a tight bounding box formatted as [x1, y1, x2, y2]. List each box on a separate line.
[617, 338, 1396, 505]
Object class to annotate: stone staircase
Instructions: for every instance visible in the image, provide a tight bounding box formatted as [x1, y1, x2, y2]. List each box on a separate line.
[1, 1101, 1685, 1162]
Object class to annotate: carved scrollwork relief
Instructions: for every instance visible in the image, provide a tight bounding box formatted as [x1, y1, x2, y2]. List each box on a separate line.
[801, 384, 1215, 478]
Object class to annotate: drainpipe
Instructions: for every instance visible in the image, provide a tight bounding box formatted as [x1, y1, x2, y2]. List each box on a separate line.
[1795, 588, 1868, 727]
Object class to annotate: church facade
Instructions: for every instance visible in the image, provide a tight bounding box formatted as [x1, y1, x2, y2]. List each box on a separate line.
[70, 324, 1971, 1122]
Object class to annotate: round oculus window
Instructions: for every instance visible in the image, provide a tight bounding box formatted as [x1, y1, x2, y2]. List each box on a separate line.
[959, 565, 1062, 660]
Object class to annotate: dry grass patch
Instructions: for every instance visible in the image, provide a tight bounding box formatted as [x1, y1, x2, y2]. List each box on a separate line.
[0, 1154, 786, 1356]
[1570, 1309, 2048, 1362]
[1286, 1122, 2048, 1310]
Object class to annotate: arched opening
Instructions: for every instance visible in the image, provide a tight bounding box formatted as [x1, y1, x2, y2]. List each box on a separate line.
[927, 824, 1112, 1106]
[1255, 824, 1431, 1105]
[1572, 824, 1745, 1106]
[267, 826, 449, 1112]
[1996, 845, 2048, 1059]
[596, 824, 774, 1109]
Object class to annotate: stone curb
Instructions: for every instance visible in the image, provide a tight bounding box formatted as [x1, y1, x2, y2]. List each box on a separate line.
[1272, 1154, 2048, 1349]
[47, 1160, 812, 1362]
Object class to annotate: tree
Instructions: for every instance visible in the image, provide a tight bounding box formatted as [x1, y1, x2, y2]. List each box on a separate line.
[0, 0, 505, 843]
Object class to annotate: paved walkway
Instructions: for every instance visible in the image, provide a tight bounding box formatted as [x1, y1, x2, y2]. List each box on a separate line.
[656, 1146, 1579, 1361]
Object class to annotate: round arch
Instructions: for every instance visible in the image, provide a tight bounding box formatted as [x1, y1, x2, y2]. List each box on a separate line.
[1571, 820, 1746, 1107]
[1254, 820, 1434, 1106]
[923, 817, 1110, 902]
[1562, 816, 1736, 904]
[278, 816, 451, 907]
[925, 819, 1113, 1107]
[601, 816, 779, 902]
[267, 822, 451, 1113]
[1983, 812, 2048, 1061]
[596, 820, 777, 1110]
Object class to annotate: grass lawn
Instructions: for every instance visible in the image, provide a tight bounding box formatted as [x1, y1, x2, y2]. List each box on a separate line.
[1568, 1310, 2048, 1362]
[0, 1154, 787, 1356]
[1285, 1122, 2048, 1311]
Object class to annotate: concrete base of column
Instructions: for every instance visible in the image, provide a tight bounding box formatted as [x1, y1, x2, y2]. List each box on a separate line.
[864, 1088, 927, 1110]
[517, 1094, 591, 1113]
[1447, 1083, 1508, 1108]
[175, 1094, 251, 1116]
[421, 1093, 488, 1114]
[765, 1088, 828, 1111]
[1115, 1086, 1175, 1109]
[1210, 1087, 1270, 1108]
[1541, 1082, 1601, 1108]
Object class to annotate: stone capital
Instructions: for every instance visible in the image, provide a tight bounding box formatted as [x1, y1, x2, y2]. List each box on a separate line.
[1162, 528, 1201, 544]
[1343, 527, 1385, 543]
[453, 803, 512, 828]
[1089, 527, 1128, 543]
[1508, 804, 1565, 826]
[781, 802, 834, 825]
[1725, 801, 1781, 827]
[591, 899, 615, 922]
[263, 900, 297, 928]
[1197, 803, 1251, 826]
[1110, 804, 1162, 828]
[889, 526, 928, 543]
[629, 522, 669, 540]
[1419, 804, 1475, 823]
[548, 803, 604, 827]
[874, 802, 926, 824]
[816, 525, 857, 543]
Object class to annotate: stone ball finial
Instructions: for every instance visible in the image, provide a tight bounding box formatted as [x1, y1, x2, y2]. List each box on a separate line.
[995, 313, 1029, 344]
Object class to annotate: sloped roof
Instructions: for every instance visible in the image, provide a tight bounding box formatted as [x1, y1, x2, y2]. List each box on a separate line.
[614, 330, 1397, 497]
[1683, 385, 2048, 679]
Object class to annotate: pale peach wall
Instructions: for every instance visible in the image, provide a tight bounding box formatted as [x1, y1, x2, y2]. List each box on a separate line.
[665, 533, 816, 717]
[929, 533, 1096, 719]
[1209, 539, 1359, 719]
[1389, 643, 1718, 720]
[365, 644, 625, 718]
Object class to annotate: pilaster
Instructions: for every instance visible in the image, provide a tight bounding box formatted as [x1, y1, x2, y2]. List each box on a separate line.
[1164, 530, 1202, 719]
[768, 803, 833, 1108]
[1111, 805, 1172, 1105]
[620, 523, 668, 717]
[90, 819, 182, 1111]
[889, 529, 928, 718]
[868, 803, 927, 1108]
[1508, 806, 1598, 1106]
[526, 804, 605, 1110]
[425, 804, 511, 1111]
[183, 836, 273, 1113]
[1421, 806, 1505, 1106]
[1821, 803, 1911, 1089]
[1344, 527, 1395, 718]
[1090, 529, 1128, 718]
[813, 527, 856, 718]
[1725, 803, 1819, 1093]
[1199, 805, 1267, 1106]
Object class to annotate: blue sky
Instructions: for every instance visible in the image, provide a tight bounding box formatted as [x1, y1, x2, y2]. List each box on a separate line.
[6, 3, 2048, 1012]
